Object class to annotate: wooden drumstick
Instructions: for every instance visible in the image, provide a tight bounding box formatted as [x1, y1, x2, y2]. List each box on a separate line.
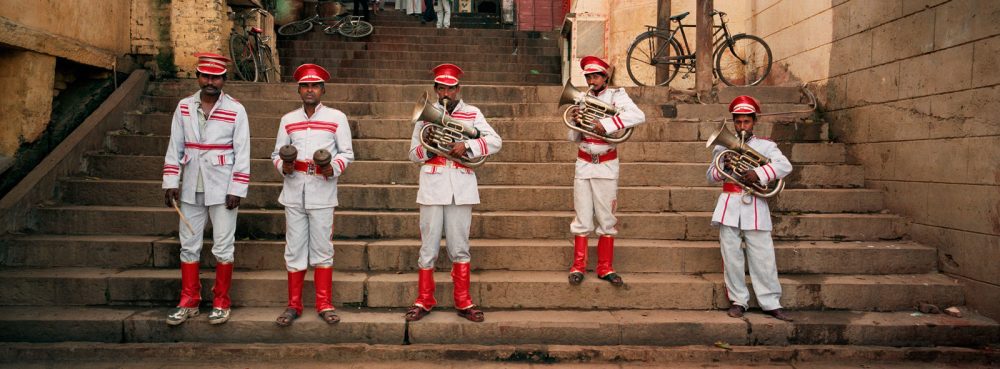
[172, 198, 195, 235]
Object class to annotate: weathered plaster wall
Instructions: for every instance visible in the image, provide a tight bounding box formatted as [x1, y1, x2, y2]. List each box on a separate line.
[171, 0, 231, 77]
[0, 51, 56, 157]
[0, 0, 131, 56]
[754, 0, 1000, 319]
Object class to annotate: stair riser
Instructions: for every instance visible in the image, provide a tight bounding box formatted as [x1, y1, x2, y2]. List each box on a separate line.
[278, 35, 555, 47]
[2, 239, 935, 275]
[277, 49, 559, 64]
[0, 273, 961, 311]
[3, 308, 993, 346]
[84, 157, 865, 187]
[108, 136, 846, 164]
[274, 68, 561, 82]
[127, 114, 825, 141]
[277, 57, 560, 74]
[35, 208, 904, 241]
[276, 41, 558, 55]
[61, 180, 883, 213]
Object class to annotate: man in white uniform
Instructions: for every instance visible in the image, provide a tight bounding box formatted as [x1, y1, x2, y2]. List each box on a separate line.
[162, 53, 251, 325]
[707, 95, 793, 321]
[404, 63, 502, 323]
[270, 64, 355, 327]
[435, 0, 452, 29]
[567, 56, 646, 287]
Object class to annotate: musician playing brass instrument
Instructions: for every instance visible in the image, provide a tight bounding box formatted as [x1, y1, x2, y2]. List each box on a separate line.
[706, 95, 793, 322]
[405, 63, 502, 323]
[566, 56, 646, 287]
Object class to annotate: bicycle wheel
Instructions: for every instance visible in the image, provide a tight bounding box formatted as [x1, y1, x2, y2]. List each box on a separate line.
[714, 34, 772, 86]
[277, 19, 314, 36]
[338, 20, 373, 38]
[229, 33, 259, 82]
[258, 44, 277, 83]
[626, 31, 683, 86]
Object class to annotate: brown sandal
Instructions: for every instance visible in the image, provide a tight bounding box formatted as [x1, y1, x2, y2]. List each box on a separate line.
[568, 272, 584, 285]
[457, 307, 485, 322]
[404, 305, 431, 321]
[319, 310, 340, 324]
[275, 308, 299, 327]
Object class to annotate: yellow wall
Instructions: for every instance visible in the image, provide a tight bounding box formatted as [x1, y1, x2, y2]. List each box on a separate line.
[752, 0, 1000, 319]
[0, 0, 131, 56]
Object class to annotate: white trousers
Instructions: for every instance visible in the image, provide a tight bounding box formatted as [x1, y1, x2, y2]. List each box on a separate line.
[418, 204, 472, 269]
[284, 206, 335, 271]
[435, 0, 452, 28]
[179, 193, 237, 263]
[719, 225, 782, 311]
[570, 178, 618, 236]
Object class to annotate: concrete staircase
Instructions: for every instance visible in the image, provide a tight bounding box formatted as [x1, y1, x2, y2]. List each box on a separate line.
[0, 7, 996, 365]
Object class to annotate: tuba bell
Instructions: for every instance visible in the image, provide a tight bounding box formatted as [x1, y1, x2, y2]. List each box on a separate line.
[412, 92, 488, 168]
[558, 80, 633, 144]
[705, 121, 785, 198]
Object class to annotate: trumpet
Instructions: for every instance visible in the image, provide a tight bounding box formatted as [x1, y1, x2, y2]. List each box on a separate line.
[411, 92, 487, 168]
[558, 80, 633, 144]
[705, 121, 784, 199]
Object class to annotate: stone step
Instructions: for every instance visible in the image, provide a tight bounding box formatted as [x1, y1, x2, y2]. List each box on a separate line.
[34, 206, 905, 240]
[142, 95, 817, 120]
[126, 114, 827, 141]
[106, 134, 847, 163]
[276, 57, 560, 74]
[1, 342, 995, 366]
[0, 268, 962, 311]
[366, 20, 505, 28]
[2, 307, 994, 347]
[3, 236, 933, 275]
[84, 155, 864, 188]
[146, 82, 803, 105]
[61, 179, 883, 213]
[276, 40, 558, 55]
[275, 48, 559, 64]
[277, 33, 556, 48]
[274, 66, 563, 84]
[288, 24, 543, 38]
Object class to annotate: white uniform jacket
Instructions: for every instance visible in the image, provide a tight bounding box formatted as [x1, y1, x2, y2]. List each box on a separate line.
[162, 91, 251, 206]
[567, 87, 646, 179]
[407, 100, 502, 206]
[706, 136, 792, 231]
[270, 103, 354, 209]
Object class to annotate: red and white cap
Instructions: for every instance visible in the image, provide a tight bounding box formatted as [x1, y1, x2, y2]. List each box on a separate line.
[293, 63, 330, 83]
[580, 55, 610, 76]
[432, 63, 463, 86]
[194, 52, 230, 75]
[729, 95, 761, 115]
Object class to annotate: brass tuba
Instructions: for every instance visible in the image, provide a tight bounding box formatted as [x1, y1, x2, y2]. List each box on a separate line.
[705, 121, 785, 198]
[558, 80, 633, 144]
[412, 92, 488, 168]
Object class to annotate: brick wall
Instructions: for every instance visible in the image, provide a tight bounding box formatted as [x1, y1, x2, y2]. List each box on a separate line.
[753, 0, 1000, 319]
[170, 0, 230, 78]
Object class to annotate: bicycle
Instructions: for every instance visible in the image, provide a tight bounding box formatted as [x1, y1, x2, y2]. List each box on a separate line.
[277, 1, 374, 38]
[625, 10, 772, 87]
[229, 7, 278, 82]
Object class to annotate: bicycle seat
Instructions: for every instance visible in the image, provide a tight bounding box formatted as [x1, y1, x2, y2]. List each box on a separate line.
[250, 27, 264, 34]
[670, 11, 689, 21]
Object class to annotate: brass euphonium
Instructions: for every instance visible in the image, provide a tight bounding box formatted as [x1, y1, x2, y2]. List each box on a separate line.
[705, 121, 785, 199]
[558, 80, 633, 144]
[411, 92, 488, 168]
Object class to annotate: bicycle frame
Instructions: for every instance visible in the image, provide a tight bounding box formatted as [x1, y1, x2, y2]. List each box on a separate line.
[647, 12, 739, 68]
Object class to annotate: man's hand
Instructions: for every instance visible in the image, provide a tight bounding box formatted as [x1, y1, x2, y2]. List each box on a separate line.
[592, 121, 606, 134]
[225, 195, 241, 210]
[164, 188, 180, 208]
[742, 170, 760, 185]
[319, 164, 335, 179]
[282, 162, 295, 175]
[447, 141, 468, 158]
